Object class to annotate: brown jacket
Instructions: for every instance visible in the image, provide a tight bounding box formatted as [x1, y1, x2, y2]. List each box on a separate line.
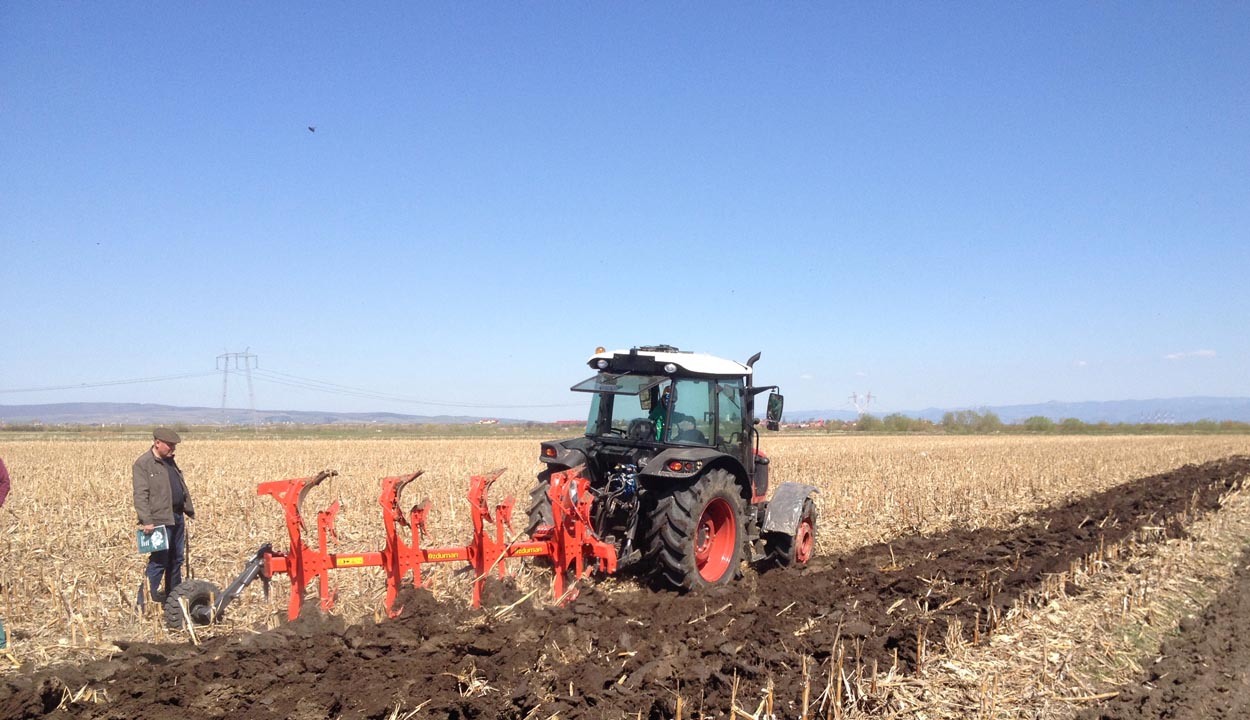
[132, 449, 195, 526]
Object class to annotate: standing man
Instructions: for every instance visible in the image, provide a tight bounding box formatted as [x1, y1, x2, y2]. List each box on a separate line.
[132, 428, 195, 606]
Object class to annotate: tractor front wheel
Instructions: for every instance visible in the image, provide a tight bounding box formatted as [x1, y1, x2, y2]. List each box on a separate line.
[765, 498, 817, 567]
[646, 469, 746, 589]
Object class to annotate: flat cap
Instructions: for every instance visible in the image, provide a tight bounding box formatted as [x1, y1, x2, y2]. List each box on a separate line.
[153, 427, 182, 444]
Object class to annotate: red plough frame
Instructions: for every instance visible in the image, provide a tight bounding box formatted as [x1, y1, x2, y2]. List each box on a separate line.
[254, 466, 617, 619]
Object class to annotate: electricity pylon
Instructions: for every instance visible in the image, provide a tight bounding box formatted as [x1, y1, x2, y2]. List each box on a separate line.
[849, 391, 875, 416]
[217, 350, 259, 426]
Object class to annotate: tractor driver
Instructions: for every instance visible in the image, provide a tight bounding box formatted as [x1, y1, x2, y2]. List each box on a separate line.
[648, 385, 673, 441]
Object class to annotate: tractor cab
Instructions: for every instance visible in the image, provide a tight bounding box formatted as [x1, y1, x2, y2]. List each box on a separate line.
[572, 345, 780, 466]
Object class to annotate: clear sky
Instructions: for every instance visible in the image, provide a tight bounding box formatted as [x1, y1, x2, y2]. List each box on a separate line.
[2, 3, 1247, 421]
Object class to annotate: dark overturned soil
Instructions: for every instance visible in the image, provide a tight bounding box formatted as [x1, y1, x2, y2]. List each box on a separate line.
[1080, 544, 1250, 720]
[3, 456, 1248, 720]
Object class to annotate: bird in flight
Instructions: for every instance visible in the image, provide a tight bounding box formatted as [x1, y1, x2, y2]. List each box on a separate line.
[308, 126, 316, 133]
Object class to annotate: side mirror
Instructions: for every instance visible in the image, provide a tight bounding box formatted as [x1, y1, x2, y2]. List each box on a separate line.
[765, 392, 784, 431]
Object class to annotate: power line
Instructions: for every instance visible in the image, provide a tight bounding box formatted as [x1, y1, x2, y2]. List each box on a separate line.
[0, 366, 584, 411]
[250, 368, 582, 409]
[0, 371, 219, 394]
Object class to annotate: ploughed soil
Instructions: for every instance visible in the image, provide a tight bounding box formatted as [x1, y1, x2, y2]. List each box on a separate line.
[1080, 543, 1250, 720]
[3, 457, 1249, 720]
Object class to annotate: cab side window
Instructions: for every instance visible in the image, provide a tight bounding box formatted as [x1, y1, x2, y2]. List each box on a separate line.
[716, 381, 745, 456]
[668, 380, 713, 444]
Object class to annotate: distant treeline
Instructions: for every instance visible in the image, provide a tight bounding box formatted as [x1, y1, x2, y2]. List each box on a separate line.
[813, 410, 1250, 434]
[3, 413, 1248, 437]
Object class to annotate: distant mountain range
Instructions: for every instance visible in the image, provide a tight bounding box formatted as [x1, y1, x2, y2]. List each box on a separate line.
[0, 402, 528, 426]
[790, 397, 1250, 424]
[2, 397, 1249, 427]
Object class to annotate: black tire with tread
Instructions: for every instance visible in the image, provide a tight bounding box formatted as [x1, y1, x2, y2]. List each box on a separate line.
[645, 468, 746, 590]
[163, 579, 222, 629]
[525, 469, 555, 537]
[764, 498, 818, 567]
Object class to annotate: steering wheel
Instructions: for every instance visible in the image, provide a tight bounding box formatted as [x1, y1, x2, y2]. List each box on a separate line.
[626, 419, 654, 440]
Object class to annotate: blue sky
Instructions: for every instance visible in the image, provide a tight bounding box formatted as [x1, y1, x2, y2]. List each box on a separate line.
[2, 3, 1247, 420]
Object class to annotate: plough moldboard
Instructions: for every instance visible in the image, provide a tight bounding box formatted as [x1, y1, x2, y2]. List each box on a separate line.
[206, 466, 618, 624]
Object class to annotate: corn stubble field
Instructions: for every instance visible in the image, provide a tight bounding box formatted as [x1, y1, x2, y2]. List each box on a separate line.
[2, 433, 1250, 718]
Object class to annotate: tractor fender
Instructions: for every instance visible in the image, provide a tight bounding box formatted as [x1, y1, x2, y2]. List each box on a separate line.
[640, 448, 749, 491]
[761, 483, 819, 535]
[539, 439, 589, 468]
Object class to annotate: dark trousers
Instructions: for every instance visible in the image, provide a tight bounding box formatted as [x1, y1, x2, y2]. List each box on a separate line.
[138, 514, 186, 605]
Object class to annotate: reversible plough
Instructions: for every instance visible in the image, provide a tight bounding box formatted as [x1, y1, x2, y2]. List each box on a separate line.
[202, 467, 618, 624]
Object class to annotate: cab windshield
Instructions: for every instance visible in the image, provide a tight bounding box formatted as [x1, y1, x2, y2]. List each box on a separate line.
[570, 373, 667, 396]
[575, 373, 725, 447]
[574, 373, 669, 438]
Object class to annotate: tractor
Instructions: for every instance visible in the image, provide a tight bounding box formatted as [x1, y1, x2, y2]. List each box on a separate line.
[526, 345, 818, 589]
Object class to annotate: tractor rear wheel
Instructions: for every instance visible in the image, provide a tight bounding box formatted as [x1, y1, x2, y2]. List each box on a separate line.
[646, 469, 746, 589]
[765, 498, 817, 567]
[163, 579, 222, 629]
[524, 469, 555, 537]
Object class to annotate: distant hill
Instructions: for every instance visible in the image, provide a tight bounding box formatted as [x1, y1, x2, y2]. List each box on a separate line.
[791, 397, 1250, 424]
[5, 397, 1249, 427]
[0, 402, 525, 426]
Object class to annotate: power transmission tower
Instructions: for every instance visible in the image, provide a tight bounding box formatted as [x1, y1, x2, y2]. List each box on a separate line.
[849, 391, 875, 416]
[217, 350, 259, 426]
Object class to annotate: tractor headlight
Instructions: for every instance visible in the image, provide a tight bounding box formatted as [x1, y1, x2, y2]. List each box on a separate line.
[664, 363, 677, 374]
[597, 359, 609, 369]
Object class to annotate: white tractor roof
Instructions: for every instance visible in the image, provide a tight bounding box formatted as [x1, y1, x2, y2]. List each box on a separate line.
[589, 347, 753, 377]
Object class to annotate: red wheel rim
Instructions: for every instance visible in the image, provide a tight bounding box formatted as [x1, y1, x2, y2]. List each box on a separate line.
[794, 517, 815, 564]
[694, 497, 736, 582]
